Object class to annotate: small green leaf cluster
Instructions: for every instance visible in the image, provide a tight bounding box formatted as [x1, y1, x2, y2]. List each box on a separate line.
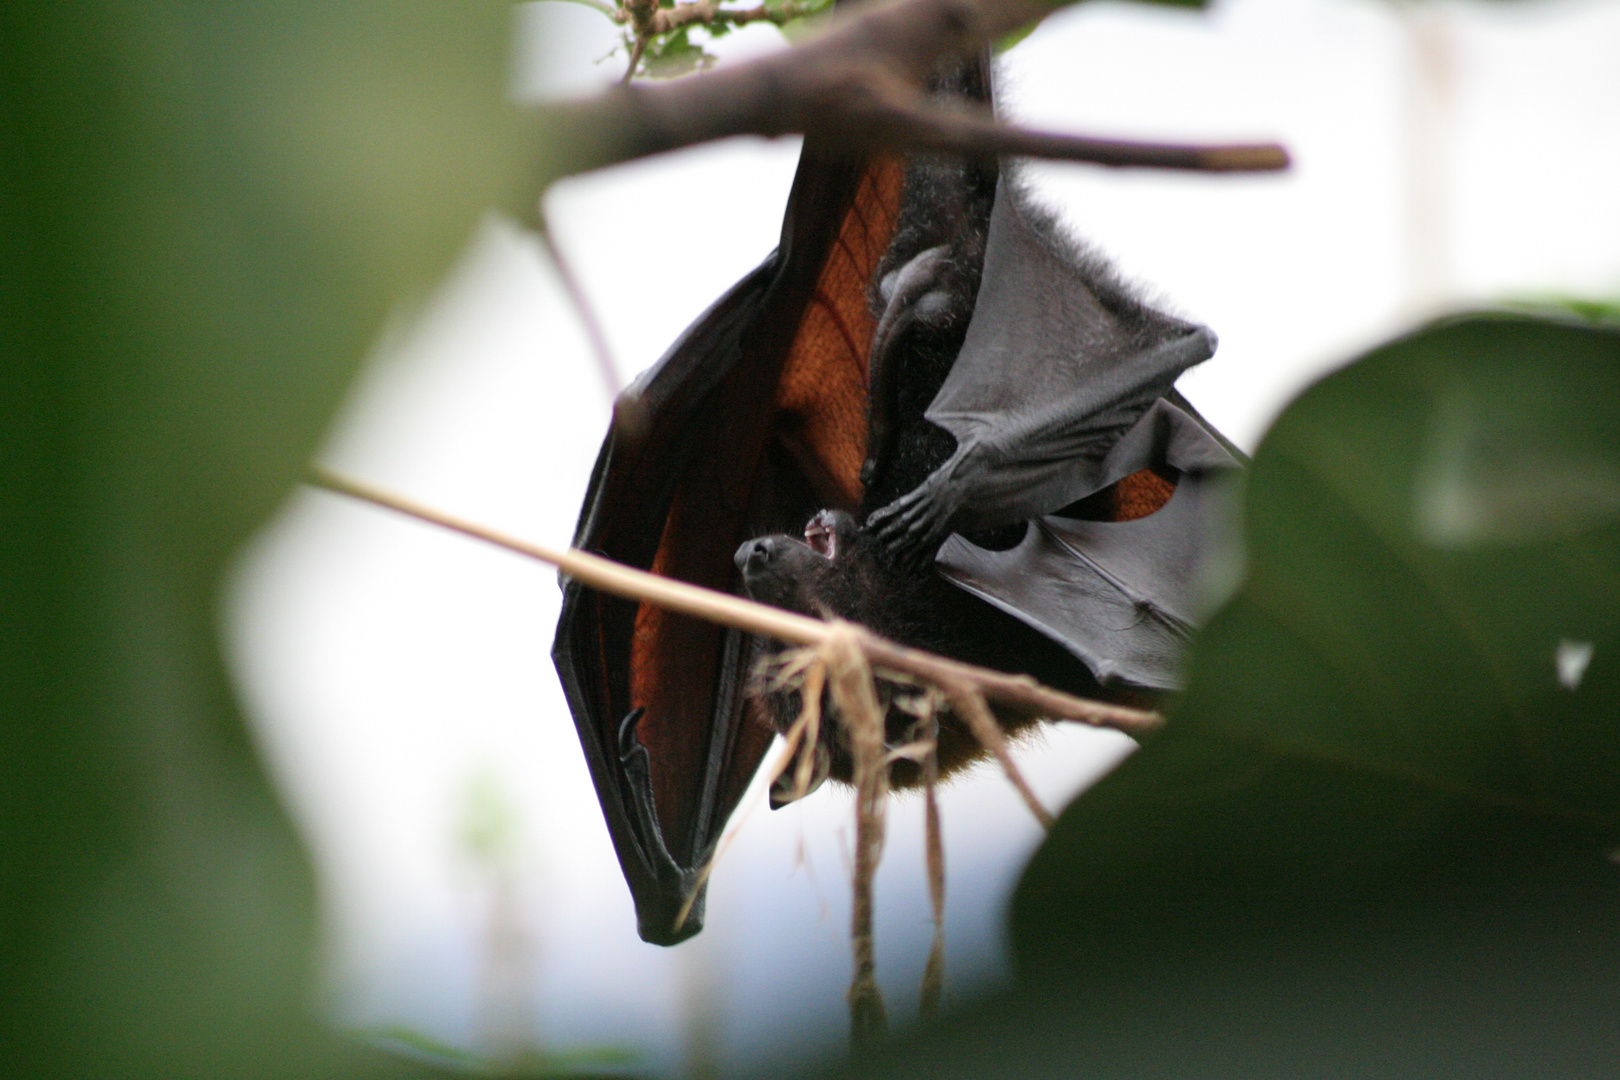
[641, 24, 719, 79]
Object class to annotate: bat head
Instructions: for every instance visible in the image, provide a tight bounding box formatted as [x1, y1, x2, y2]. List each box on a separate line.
[736, 509, 957, 645]
[734, 510, 867, 617]
[733, 510, 1055, 803]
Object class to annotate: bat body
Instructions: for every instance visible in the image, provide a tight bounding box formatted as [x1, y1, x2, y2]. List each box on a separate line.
[736, 507, 1118, 803]
[554, 60, 1242, 945]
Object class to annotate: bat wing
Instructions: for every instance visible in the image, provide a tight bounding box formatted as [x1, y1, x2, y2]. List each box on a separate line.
[878, 179, 1216, 530]
[938, 394, 1244, 691]
[553, 149, 902, 945]
[868, 171, 1243, 690]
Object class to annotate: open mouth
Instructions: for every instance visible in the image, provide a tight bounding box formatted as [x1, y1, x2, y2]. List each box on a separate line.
[804, 511, 838, 559]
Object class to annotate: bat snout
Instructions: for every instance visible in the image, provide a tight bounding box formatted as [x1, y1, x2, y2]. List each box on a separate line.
[735, 536, 782, 577]
[735, 534, 829, 611]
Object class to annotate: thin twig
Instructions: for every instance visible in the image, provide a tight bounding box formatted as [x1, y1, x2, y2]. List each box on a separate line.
[622, 35, 647, 83]
[307, 468, 1166, 737]
[884, 104, 1290, 171]
[537, 214, 622, 399]
[826, 626, 889, 1044]
[918, 705, 946, 1019]
[947, 682, 1054, 829]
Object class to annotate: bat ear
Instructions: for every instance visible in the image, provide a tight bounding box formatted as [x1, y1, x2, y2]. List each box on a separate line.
[769, 741, 831, 809]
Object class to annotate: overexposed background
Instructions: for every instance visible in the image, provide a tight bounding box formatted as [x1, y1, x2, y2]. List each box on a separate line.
[224, 0, 1620, 1075]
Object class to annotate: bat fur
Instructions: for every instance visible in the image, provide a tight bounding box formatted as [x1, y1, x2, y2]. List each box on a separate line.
[738, 92, 1183, 800]
[554, 54, 1238, 943]
[735, 509, 1127, 801]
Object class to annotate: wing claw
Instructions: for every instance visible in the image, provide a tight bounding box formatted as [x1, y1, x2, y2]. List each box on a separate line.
[868, 470, 962, 570]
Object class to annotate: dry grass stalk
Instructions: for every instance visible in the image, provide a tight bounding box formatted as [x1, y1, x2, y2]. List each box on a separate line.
[917, 708, 946, 1019]
[310, 469, 1119, 1041]
[307, 467, 1165, 739]
[946, 683, 1055, 829]
[886, 690, 948, 1019]
[824, 623, 891, 1044]
[670, 659, 821, 931]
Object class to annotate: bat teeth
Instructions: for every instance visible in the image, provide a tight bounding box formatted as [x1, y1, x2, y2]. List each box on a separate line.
[805, 510, 838, 559]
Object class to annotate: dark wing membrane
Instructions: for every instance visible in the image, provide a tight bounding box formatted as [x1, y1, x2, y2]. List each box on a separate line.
[924, 181, 1219, 521]
[913, 175, 1244, 693]
[553, 149, 902, 945]
[939, 397, 1244, 692]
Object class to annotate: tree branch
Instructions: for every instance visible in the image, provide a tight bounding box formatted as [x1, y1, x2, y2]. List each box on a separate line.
[308, 467, 1166, 737]
[535, 0, 1289, 183]
[882, 99, 1290, 171]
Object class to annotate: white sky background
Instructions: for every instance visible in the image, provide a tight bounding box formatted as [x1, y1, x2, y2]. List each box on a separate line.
[224, 0, 1620, 1075]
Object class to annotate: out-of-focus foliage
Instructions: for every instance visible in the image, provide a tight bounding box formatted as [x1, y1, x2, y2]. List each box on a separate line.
[365, 1025, 639, 1076]
[7, 0, 1612, 1076]
[1504, 296, 1620, 326]
[583, 0, 1203, 81]
[642, 24, 724, 78]
[824, 312, 1620, 1077]
[605, 0, 838, 79]
[1, 4, 539, 1077]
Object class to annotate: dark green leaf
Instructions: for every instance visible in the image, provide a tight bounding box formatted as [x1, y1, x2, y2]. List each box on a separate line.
[1010, 312, 1620, 1069]
[3, 4, 541, 1076]
[822, 312, 1620, 1078]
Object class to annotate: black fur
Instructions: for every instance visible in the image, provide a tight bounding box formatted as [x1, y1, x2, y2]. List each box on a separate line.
[735, 511, 1116, 791]
[860, 63, 1028, 553]
[736, 63, 1180, 795]
[861, 65, 998, 523]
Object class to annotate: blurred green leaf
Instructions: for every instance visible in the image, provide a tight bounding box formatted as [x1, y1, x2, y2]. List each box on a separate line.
[642, 26, 718, 78]
[1165, 313, 1620, 811]
[822, 312, 1620, 1078]
[368, 1025, 640, 1076]
[3, 4, 545, 1077]
[1000, 0, 1207, 56]
[1502, 295, 1620, 325]
[1009, 312, 1620, 1070]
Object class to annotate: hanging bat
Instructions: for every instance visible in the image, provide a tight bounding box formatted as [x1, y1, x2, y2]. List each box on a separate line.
[552, 58, 1244, 946]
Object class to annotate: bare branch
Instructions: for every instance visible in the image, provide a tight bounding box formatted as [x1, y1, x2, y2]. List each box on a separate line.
[624, 0, 659, 38]
[308, 467, 1166, 738]
[622, 34, 648, 84]
[535, 0, 1289, 183]
[883, 100, 1291, 171]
